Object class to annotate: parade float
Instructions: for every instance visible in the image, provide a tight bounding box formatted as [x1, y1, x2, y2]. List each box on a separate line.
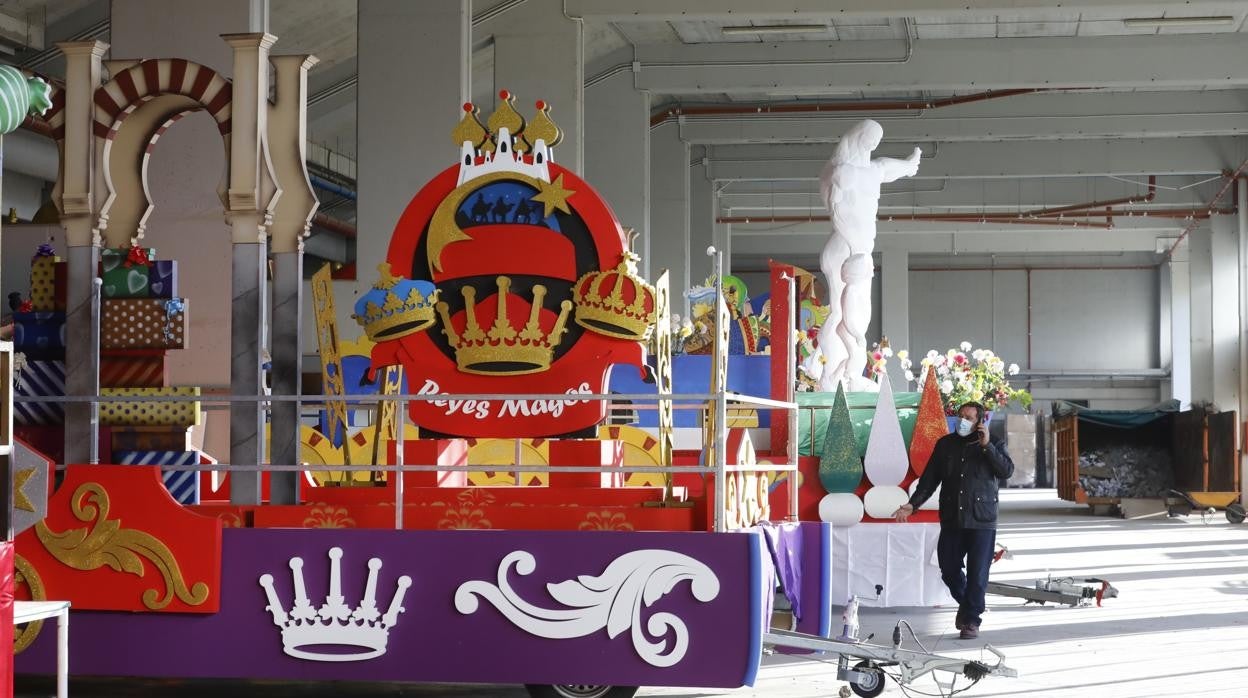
[4, 36, 1018, 698]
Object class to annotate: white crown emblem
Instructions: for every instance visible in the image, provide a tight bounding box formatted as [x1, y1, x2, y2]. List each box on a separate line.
[259, 547, 413, 662]
[454, 89, 560, 186]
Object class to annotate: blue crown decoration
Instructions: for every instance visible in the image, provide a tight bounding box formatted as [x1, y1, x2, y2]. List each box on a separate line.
[353, 263, 439, 341]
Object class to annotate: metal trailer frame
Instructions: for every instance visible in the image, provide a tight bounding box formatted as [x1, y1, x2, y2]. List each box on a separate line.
[763, 628, 1018, 698]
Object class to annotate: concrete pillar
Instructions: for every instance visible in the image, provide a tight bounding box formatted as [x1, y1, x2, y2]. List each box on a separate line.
[881, 249, 909, 388]
[224, 31, 279, 505]
[1238, 185, 1248, 506]
[689, 147, 714, 286]
[357, 0, 470, 324]
[56, 41, 106, 465]
[1167, 240, 1192, 409]
[1189, 225, 1214, 405]
[485, 0, 584, 174]
[1210, 214, 1240, 413]
[584, 60, 649, 275]
[649, 122, 689, 317]
[110, 0, 267, 473]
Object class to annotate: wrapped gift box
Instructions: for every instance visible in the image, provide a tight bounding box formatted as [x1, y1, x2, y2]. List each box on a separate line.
[115, 450, 202, 505]
[99, 386, 201, 427]
[53, 261, 67, 311]
[13, 311, 66, 358]
[100, 349, 167, 388]
[30, 254, 61, 310]
[102, 298, 187, 349]
[14, 359, 64, 425]
[111, 426, 192, 452]
[100, 246, 155, 298]
[147, 260, 178, 299]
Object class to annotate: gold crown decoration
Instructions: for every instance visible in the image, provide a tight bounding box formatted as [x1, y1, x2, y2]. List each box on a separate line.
[353, 263, 440, 341]
[435, 276, 573, 376]
[573, 245, 657, 342]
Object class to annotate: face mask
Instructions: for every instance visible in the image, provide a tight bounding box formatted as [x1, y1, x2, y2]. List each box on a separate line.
[956, 418, 976, 437]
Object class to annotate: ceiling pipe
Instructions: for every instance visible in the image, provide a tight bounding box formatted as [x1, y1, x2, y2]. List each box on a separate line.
[651, 87, 1073, 128]
[1163, 160, 1248, 260]
[716, 206, 1229, 227]
[312, 212, 357, 239]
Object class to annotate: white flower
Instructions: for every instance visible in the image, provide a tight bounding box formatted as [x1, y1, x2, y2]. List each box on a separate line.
[900, 358, 913, 370]
[971, 349, 986, 362]
[904, 370, 916, 382]
[926, 350, 939, 360]
[1008, 363, 1020, 375]
[882, 347, 893, 357]
[940, 380, 954, 393]
[960, 341, 972, 352]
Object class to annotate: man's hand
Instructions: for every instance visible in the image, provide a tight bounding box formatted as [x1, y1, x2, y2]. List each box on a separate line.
[978, 422, 990, 447]
[893, 503, 914, 522]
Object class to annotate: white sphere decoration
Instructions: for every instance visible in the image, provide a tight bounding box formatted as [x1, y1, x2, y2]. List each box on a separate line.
[907, 479, 941, 510]
[863, 485, 911, 519]
[818, 493, 864, 526]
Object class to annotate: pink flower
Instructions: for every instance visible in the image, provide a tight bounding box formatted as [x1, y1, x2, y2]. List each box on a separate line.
[954, 354, 967, 365]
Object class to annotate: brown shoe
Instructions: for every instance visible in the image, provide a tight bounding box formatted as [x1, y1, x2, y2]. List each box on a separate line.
[954, 610, 966, 631]
[959, 624, 979, 640]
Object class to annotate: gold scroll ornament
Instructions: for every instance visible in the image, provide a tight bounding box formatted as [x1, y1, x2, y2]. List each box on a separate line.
[34, 482, 211, 611]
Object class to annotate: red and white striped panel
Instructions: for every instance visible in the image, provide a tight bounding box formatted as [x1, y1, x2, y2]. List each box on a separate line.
[93, 59, 232, 141]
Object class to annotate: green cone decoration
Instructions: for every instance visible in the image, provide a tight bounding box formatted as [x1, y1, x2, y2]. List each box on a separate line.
[818, 384, 863, 493]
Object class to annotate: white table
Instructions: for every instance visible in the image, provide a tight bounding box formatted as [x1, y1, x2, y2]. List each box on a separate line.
[13, 600, 69, 698]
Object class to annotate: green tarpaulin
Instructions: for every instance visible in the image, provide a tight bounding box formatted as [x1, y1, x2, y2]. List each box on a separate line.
[797, 390, 922, 458]
[1050, 399, 1180, 429]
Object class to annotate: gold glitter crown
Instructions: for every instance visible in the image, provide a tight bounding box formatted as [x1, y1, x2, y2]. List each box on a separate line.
[573, 251, 657, 342]
[353, 264, 439, 341]
[435, 276, 573, 376]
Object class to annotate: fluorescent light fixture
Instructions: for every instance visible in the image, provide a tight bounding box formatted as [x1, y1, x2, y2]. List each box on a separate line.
[764, 88, 857, 96]
[1123, 15, 1235, 27]
[722, 24, 828, 35]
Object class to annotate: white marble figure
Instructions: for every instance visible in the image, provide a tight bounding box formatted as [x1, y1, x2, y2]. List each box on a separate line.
[817, 120, 921, 392]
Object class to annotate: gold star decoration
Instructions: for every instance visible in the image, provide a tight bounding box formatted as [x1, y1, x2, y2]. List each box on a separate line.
[13, 468, 35, 512]
[531, 173, 576, 219]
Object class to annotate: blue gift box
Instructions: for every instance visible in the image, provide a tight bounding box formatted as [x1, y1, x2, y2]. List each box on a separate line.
[148, 260, 178, 299]
[13, 311, 66, 358]
[14, 359, 65, 425]
[115, 450, 202, 504]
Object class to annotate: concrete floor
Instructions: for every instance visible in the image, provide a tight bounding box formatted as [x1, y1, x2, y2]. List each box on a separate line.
[18, 489, 1248, 697]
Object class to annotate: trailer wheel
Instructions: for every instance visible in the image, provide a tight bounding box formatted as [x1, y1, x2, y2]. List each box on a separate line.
[1227, 503, 1246, 524]
[849, 660, 886, 698]
[525, 684, 640, 698]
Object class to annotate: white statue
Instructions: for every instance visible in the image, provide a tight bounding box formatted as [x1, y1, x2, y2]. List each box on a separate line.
[817, 120, 921, 392]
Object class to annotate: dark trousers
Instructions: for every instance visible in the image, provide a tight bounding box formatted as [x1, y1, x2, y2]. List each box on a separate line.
[937, 525, 996, 627]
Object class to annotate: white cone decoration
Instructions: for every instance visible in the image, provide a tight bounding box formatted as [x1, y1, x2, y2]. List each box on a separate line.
[863, 485, 910, 519]
[863, 374, 909, 487]
[818, 493, 864, 526]
[908, 479, 941, 510]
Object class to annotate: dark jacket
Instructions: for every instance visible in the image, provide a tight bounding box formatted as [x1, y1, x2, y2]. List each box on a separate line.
[908, 433, 1015, 530]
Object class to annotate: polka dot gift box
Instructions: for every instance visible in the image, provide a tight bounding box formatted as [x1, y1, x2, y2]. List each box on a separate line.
[102, 297, 187, 349]
[99, 387, 201, 427]
[30, 243, 61, 311]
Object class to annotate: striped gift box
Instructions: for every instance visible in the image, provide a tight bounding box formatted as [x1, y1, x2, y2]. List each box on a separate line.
[111, 426, 191, 452]
[100, 351, 166, 388]
[115, 450, 201, 505]
[14, 360, 65, 425]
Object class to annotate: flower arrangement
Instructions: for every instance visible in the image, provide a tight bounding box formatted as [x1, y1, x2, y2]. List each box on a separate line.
[900, 341, 1032, 414]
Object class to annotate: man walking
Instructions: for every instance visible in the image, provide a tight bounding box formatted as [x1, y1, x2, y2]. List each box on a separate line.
[893, 401, 1014, 639]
